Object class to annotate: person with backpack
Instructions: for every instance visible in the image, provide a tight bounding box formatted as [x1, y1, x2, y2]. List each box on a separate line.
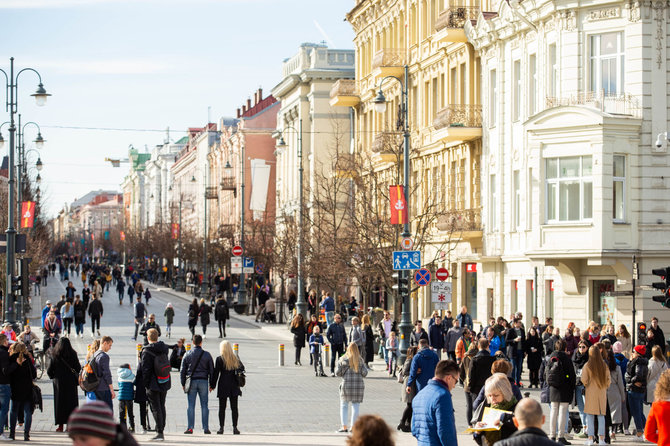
[116, 279, 126, 305]
[139, 315, 162, 346]
[73, 295, 86, 338]
[140, 328, 171, 442]
[188, 298, 199, 338]
[133, 296, 148, 341]
[214, 296, 229, 338]
[546, 338, 576, 444]
[89, 336, 115, 411]
[180, 334, 214, 434]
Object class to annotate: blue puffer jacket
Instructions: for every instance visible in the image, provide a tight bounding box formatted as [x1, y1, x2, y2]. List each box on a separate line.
[117, 367, 135, 401]
[411, 379, 458, 446]
[407, 347, 440, 392]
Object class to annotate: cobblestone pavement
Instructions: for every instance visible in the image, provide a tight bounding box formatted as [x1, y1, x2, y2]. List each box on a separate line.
[26, 276, 650, 445]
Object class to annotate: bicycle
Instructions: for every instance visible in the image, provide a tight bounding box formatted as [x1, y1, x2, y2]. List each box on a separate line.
[34, 338, 57, 379]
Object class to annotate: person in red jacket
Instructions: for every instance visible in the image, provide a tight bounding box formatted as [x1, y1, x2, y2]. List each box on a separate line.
[646, 369, 670, 445]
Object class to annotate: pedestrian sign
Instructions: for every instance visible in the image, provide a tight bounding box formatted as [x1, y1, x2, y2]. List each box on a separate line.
[392, 251, 421, 271]
[431, 282, 452, 303]
[414, 268, 431, 286]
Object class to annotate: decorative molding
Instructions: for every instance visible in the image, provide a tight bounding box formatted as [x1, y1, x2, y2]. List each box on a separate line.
[626, 0, 641, 22]
[653, 1, 665, 69]
[560, 10, 577, 31]
[587, 7, 621, 21]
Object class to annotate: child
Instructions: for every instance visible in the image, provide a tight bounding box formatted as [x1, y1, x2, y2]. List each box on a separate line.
[164, 303, 174, 338]
[144, 288, 152, 305]
[117, 363, 135, 432]
[645, 369, 670, 445]
[309, 325, 326, 377]
[385, 331, 398, 377]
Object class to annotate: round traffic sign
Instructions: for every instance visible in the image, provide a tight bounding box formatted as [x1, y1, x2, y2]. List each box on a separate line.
[435, 268, 450, 281]
[414, 268, 431, 286]
[401, 237, 413, 251]
[232, 245, 243, 256]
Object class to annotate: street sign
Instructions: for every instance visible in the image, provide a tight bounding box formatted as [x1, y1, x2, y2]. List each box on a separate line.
[231, 256, 242, 263]
[435, 268, 450, 281]
[255, 263, 264, 274]
[401, 237, 413, 251]
[232, 245, 243, 256]
[414, 268, 431, 286]
[392, 251, 421, 271]
[0, 234, 26, 254]
[431, 282, 452, 303]
[243, 257, 254, 274]
[231, 256, 242, 274]
[603, 290, 633, 297]
[434, 302, 449, 310]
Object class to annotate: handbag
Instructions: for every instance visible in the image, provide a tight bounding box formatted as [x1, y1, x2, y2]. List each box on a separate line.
[184, 350, 204, 394]
[235, 367, 246, 388]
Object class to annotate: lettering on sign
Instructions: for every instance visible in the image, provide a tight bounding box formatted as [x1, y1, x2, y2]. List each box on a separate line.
[588, 7, 620, 21]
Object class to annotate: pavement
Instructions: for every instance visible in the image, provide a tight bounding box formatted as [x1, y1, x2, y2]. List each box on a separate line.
[25, 276, 652, 445]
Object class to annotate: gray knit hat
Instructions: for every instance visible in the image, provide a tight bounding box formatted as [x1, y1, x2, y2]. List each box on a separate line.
[68, 401, 116, 440]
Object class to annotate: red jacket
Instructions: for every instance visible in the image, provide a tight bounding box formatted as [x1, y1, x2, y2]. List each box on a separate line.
[646, 400, 670, 445]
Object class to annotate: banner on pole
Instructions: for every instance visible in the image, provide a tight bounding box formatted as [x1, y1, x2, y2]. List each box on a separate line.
[20, 201, 35, 228]
[120, 231, 125, 241]
[171, 223, 180, 240]
[389, 185, 408, 225]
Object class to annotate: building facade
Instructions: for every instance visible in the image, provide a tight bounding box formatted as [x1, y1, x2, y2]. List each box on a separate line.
[143, 137, 187, 227]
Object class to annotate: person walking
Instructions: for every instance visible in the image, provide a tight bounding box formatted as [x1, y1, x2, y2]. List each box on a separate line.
[398, 346, 418, 433]
[326, 313, 347, 377]
[506, 318, 526, 387]
[457, 305, 474, 331]
[626, 345, 649, 442]
[210, 340, 244, 435]
[163, 303, 174, 339]
[73, 295, 86, 338]
[335, 343, 368, 433]
[87, 295, 104, 337]
[361, 315, 374, 369]
[187, 298, 199, 338]
[0, 335, 13, 441]
[43, 310, 62, 352]
[89, 336, 115, 410]
[572, 341, 589, 438]
[127, 282, 135, 306]
[582, 344, 611, 446]
[65, 281, 76, 301]
[546, 338, 576, 444]
[60, 301, 74, 337]
[139, 314, 161, 346]
[140, 328, 170, 442]
[377, 311, 397, 365]
[93, 280, 103, 300]
[445, 320, 463, 362]
[410, 320, 429, 348]
[408, 339, 440, 393]
[117, 363, 136, 432]
[133, 296, 147, 341]
[214, 296, 229, 338]
[290, 313, 308, 366]
[181, 334, 214, 434]
[525, 326, 544, 388]
[169, 338, 186, 371]
[199, 298, 212, 338]
[47, 337, 81, 432]
[496, 398, 563, 446]
[320, 292, 336, 327]
[385, 331, 399, 377]
[349, 316, 365, 359]
[428, 315, 445, 359]
[411, 359, 460, 446]
[8, 343, 36, 441]
[606, 348, 626, 441]
[116, 279, 126, 304]
[647, 345, 668, 405]
[645, 369, 670, 445]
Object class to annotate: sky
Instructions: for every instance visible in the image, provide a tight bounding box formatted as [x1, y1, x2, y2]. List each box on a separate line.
[0, 0, 355, 217]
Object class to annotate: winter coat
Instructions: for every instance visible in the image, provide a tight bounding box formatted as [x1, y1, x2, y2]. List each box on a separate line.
[495, 427, 563, 446]
[139, 321, 161, 345]
[617, 335, 632, 359]
[210, 356, 244, 399]
[572, 350, 589, 386]
[169, 344, 186, 370]
[547, 351, 576, 403]
[73, 301, 86, 325]
[445, 327, 463, 352]
[646, 357, 668, 402]
[87, 299, 103, 318]
[614, 353, 629, 383]
[472, 399, 518, 444]
[117, 367, 136, 401]
[410, 328, 429, 347]
[625, 356, 648, 394]
[8, 353, 36, 402]
[506, 327, 526, 359]
[401, 357, 416, 403]
[180, 346, 214, 385]
[581, 362, 611, 415]
[469, 350, 496, 396]
[428, 324, 444, 350]
[408, 347, 440, 392]
[411, 379, 458, 446]
[460, 348, 478, 393]
[141, 341, 171, 392]
[163, 307, 174, 326]
[364, 325, 374, 363]
[525, 334, 544, 370]
[349, 325, 365, 349]
[457, 312, 473, 330]
[326, 322, 347, 346]
[543, 335, 560, 356]
[47, 351, 81, 424]
[335, 356, 367, 403]
[645, 400, 670, 445]
[214, 299, 229, 322]
[564, 334, 580, 355]
[608, 367, 626, 424]
[455, 337, 472, 362]
[199, 303, 211, 326]
[291, 322, 308, 348]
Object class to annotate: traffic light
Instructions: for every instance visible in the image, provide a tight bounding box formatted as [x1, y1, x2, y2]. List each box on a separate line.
[651, 267, 670, 307]
[638, 322, 648, 344]
[10, 276, 21, 295]
[392, 272, 409, 296]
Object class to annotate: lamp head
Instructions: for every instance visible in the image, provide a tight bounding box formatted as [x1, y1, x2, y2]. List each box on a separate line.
[224, 161, 232, 170]
[31, 83, 51, 107]
[35, 158, 43, 171]
[36, 174, 41, 185]
[190, 175, 197, 183]
[277, 136, 286, 148]
[34, 132, 45, 150]
[656, 132, 666, 149]
[373, 89, 387, 113]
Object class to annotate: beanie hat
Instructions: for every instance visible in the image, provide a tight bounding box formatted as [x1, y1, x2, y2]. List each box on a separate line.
[612, 341, 623, 354]
[634, 345, 646, 356]
[68, 402, 117, 441]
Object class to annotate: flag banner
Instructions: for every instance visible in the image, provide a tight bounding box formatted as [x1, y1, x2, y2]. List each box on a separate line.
[171, 223, 180, 240]
[91, 233, 95, 241]
[20, 201, 35, 228]
[389, 185, 408, 225]
[104, 231, 110, 240]
[120, 231, 125, 241]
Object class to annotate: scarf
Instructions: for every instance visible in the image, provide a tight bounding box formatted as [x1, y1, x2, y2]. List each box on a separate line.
[482, 398, 517, 445]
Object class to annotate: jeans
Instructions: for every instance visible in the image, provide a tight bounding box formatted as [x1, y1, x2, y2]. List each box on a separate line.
[95, 389, 113, 411]
[186, 379, 209, 430]
[325, 311, 334, 327]
[91, 316, 100, 333]
[134, 319, 144, 339]
[0, 385, 10, 432]
[9, 400, 31, 435]
[330, 343, 345, 373]
[340, 400, 360, 427]
[118, 291, 124, 302]
[575, 385, 587, 427]
[627, 391, 646, 432]
[63, 318, 72, 335]
[76, 322, 84, 335]
[147, 390, 167, 434]
[550, 401, 569, 438]
[512, 355, 523, 384]
[587, 414, 605, 437]
[119, 400, 135, 428]
[465, 391, 474, 426]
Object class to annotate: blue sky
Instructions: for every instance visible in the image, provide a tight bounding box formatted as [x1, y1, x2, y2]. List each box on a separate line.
[0, 0, 355, 217]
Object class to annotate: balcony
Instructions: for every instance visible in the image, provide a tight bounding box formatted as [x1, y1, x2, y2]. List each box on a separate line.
[436, 208, 482, 241]
[329, 79, 360, 107]
[435, 6, 480, 43]
[433, 104, 482, 142]
[545, 91, 642, 118]
[371, 49, 405, 79]
[371, 132, 400, 165]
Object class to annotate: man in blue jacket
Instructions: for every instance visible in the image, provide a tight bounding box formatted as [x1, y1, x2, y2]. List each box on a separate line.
[319, 292, 335, 327]
[180, 335, 214, 434]
[412, 359, 459, 446]
[457, 306, 473, 330]
[407, 339, 440, 393]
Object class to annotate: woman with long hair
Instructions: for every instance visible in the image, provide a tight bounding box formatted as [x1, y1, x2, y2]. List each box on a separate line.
[647, 345, 668, 404]
[210, 341, 244, 435]
[61, 301, 74, 337]
[47, 337, 82, 432]
[290, 313, 307, 365]
[616, 324, 632, 359]
[335, 343, 368, 433]
[73, 295, 86, 338]
[525, 326, 543, 388]
[398, 346, 418, 432]
[361, 314, 374, 369]
[8, 342, 36, 441]
[606, 348, 625, 441]
[198, 298, 212, 338]
[582, 345, 611, 445]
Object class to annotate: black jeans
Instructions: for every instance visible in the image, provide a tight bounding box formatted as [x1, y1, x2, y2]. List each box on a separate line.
[400, 402, 412, 429]
[465, 391, 474, 426]
[529, 368, 540, 386]
[134, 319, 144, 339]
[119, 400, 134, 428]
[91, 316, 100, 333]
[63, 318, 72, 335]
[218, 320, 226, 337]
[295, 346, 302, 364]
[330, 343, 345, 373]
[218, 395, 239, 428]
[137, 401, 151, 429]
[147, 390, 167, 434]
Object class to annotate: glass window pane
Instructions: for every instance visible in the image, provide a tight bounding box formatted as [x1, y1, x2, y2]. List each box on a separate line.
[560, 157, 580, 178]
[583, 181, 593, 219]
[546, 159, 558, 179]
[601, 32, 618, 55]
[559, 181, 580, 221]
[613, 180, 624, 220]
[547, 183, 556, 221]
[582, 156, 593, 176]
[613, 155, 624, 177]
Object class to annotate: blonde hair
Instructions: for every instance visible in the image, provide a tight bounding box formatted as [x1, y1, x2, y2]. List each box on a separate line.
[585, 345, 609, 388]
[345, 343, 361, 373]
[86, 339, 101, 362]
[484, 373, 514, 403]
[361, 314, 371, 329]
[219, 340, 240, 370]
[654, 369, 670, 401]
[9, 342, 27, 363]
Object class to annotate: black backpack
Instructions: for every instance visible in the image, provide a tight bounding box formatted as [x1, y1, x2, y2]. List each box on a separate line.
[546, 355, 565, 387]
[153, 352, 171, 385]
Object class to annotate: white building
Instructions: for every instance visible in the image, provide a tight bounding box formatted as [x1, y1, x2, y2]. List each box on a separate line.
[143, 137, 187, 226]
[466, 0, 669, 330]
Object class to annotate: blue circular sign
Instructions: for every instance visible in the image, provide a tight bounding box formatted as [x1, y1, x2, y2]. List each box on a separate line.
[414, 268, 431, 286]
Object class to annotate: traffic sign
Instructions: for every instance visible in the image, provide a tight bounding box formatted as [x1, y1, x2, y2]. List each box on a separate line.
[431, 282, 452, 303]
[255, 263, 264, 274]
[435, 268, 450, 281]
[414, 268, 431, 286]
[243, 257, 254, 274]
[231, 256, 242, 274]
[393, 251, 421, 271]
[232, 245, 243, 256]
[400, 237, 413, 251]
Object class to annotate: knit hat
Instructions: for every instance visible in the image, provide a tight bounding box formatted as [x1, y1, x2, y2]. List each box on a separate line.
[68, 402, 117, 441]
[634, 345, 646, 356]
[612, 341, 623, 354]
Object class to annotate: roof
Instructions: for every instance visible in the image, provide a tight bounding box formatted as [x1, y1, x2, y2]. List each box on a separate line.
[175, 136, 189, 144]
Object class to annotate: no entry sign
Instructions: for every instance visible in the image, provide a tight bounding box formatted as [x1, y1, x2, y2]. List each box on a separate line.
[435, 268, 450, 281]
[232, 245, 243, 256]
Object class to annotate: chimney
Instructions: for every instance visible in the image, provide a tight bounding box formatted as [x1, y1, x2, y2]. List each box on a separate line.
[242, 104, 247, 114]
[258, 87, 263, 102]
[254, 91, 258, 105]
[237, 108, 241, 118]
[247, 98, 251, 110]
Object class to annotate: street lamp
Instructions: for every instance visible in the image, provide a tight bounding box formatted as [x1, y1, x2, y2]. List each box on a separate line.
[0, 57, 50, 324]
[276, 120, 305, 320]
[373, 64, 412, 363]
[35, 157, 43, 171]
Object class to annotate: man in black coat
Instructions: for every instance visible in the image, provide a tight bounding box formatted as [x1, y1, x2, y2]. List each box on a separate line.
[141, 329, 170, 442]
[214, 296, 229, 338]
[139, 315, 162, 346]
[650, 317, 666, 354]
[410, 320, 429, 347]
[468, 338, 496, 398]
[497, 398, 562, 446]
[326, 314, 347, 376]
[546, 338, 575, 444]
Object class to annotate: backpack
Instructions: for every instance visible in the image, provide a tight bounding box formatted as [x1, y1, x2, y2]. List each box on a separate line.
[546, 355, 566, 387]
[79, 353, 100, 392]
[153, 352, 171, 385]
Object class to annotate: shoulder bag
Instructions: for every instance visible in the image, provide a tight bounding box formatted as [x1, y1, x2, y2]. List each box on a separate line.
[184, 350, 204, 394]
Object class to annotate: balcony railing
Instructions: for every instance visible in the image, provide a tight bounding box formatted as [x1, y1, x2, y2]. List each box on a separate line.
[434, 105, 482, 129]
[371, 131, 401, 154]
[220, 176, 236, 191]
[437, 208, 482, 232]
[545, 91, 641, 118]
[371, 49, 405, 69]
[330, 79, 357, 98]
[435, 6, 480, 31]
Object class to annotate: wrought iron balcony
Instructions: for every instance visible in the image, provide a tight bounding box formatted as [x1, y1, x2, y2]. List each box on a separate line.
[435, 6, 480, 31]
[545, 91, 641, 118]
[434, 104, 482, 129]
[436, 208, 482, 233]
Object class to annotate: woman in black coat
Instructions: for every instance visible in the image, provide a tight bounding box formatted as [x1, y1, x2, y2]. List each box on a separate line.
[199, 298, 212, 336]
[47, 337, 82, 431]
[290, 314, 307, 365]
[211, 340, 244, 435]
[133, 356, 152, 432]
[362, 314, 374, 368]
[8, 343, 36, 441]
[187, 298, 198, 337]
[169, 338, 186, 370]
[73, 295, 86, 337]
[524, 327, 544, 388]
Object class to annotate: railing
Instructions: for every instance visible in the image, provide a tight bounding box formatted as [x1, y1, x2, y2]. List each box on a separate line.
[220, 176, 236, 191]
[329, 79, 358, 98]
[545, 91, 641, 118]
[437, 208, 482, 232]
[435, 6, 480, 31]
[372, 48, 405, 69]
[433, 104, 482, 129]
[205, 186, 218, 200]
[371, 131, 401, 154]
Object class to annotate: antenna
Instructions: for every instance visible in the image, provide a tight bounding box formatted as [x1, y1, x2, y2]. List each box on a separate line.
[208, 106, 212, 124]
[165, 126, 170, 144]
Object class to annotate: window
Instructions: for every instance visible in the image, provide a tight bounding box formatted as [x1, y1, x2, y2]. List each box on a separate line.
[528, 168, 533, 229]
[450, 67, 457, 103]
[489, 174, 497, 230]
[513, 170, 521, 229]
[613, 155, 625, 221]
[432, 77, 439, 119]
[590, 32, 625, 95]
[529, 54, 537, 115]
[513, 60, 521, 121]
[460, 63, 467, 103]
[546, 156, 593, 222]
[548, 44, 557, 97]
[489, 69, 497, 126]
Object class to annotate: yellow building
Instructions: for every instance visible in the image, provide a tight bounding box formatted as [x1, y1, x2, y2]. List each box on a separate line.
[335, 0, 491, 320]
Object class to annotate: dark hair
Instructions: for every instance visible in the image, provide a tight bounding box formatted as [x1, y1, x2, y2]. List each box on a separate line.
[53, 337, 78, 364]
[406, 346, 418, 361]
[119, 363, 131, 369]
[193, 334, 203, 345]
[607, 349, 617, 371]
[419, 338, 429, 348]
[435, 359, 459, 378]
[478, 338, 490, 350]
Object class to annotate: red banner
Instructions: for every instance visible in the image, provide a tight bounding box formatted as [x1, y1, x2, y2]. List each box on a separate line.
[120, 231, 125, 241]
[20, 201, 35, 228]
[171, 223, 180, 240]
[389, 185, 408, 225]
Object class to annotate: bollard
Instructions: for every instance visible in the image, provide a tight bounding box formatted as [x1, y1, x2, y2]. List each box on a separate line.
[136, 343, 142, 359]
[233, 343, 239, 357]
[324, 344, 330, 370]
[186, 343, 191, 351]
[278, 344, 284, 367]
